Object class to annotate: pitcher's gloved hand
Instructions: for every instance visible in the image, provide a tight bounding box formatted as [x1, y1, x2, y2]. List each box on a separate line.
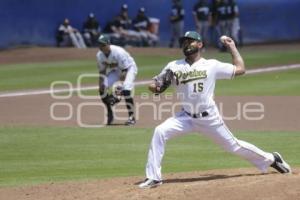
[149, 69, 174, 94]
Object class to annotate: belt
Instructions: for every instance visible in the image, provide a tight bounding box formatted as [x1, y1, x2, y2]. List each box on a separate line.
[184, 110, 209, 118]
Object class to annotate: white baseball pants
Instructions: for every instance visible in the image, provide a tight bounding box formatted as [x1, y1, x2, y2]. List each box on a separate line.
[145, 106, 275, 181]
[103, 65, 137, 91]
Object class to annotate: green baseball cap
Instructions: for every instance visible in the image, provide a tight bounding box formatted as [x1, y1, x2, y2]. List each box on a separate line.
[98, 35, 110, 45]
[179, 31, 202, 44]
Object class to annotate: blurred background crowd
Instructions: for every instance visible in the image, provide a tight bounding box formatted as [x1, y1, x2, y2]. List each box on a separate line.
[1, 0, 299, 49]
[56, 0, 241, 50]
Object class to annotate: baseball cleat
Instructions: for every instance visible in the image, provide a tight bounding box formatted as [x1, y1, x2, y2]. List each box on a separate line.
[270, 152, 292, 174]
[125, 116, 136, 126]
[138, 178, 162, 189]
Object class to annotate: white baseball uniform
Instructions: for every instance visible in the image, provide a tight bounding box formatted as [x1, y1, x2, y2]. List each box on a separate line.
[96, 45, 138, 90]
[145, 57, 275, 181]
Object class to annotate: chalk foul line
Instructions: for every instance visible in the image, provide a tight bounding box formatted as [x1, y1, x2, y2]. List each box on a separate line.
[0, 64, 299, 98]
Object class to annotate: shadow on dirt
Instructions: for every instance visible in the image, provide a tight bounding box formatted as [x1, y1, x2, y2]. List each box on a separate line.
[134, 172, 277, 185]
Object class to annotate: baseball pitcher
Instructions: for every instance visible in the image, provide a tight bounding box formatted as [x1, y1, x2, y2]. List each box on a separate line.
[97, 34, 138, 125]
[139, 31, 291, 188]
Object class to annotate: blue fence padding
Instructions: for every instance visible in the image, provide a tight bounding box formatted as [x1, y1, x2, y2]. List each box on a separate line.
[1, 0, 300, 48]
[238, 0, 300, 43]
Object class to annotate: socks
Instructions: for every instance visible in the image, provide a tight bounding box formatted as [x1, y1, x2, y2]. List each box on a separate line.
[122, 90, 134, 117]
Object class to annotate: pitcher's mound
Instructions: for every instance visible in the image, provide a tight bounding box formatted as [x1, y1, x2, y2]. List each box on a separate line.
[1, 168, 299, 200]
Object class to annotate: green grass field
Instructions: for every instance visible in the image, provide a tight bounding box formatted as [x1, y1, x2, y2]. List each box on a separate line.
[0, 47, 300, 187]
[0, 127, 299, 187]
[0, 48, 300, 92]
[78, 68, 300, 96]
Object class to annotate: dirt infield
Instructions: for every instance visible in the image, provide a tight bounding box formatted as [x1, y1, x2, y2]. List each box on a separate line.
[1, 46, 300, 199]
[1, 168, 299, 200]
[0, 94, 299, 131]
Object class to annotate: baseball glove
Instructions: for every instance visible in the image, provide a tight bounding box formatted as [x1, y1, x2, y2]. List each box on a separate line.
[149, 69, 174, 94]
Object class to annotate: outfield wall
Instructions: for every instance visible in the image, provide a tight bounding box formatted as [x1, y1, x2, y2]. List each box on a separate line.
[1, 0, 300, 48]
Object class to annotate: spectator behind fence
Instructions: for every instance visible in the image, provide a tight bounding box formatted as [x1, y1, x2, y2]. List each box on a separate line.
[82, 13, 101, 47]
[118, 4, 143, 46]
[119, 4, 132, 30]
[56, 18, 86, 48]
[169, 0, 185, 48]
[226, 0, 242, 46]
[193, 0, 211, 47]
[211, 0, 228, 51]
[102, 5, 145, 47]
[102, 15, 125, 46]
[132, 7, 159, 46]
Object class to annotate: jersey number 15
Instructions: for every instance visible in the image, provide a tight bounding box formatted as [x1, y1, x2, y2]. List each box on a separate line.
[193, 82, 203, 93]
